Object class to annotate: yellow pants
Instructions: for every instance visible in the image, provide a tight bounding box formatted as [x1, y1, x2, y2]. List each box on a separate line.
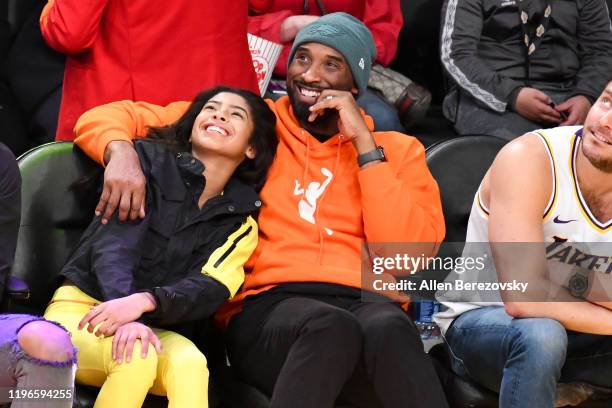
[44, 285, 209, 408]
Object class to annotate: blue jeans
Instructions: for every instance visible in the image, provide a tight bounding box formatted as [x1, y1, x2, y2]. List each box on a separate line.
[357, 88, 406, 132]
[445, 306, 612, 408]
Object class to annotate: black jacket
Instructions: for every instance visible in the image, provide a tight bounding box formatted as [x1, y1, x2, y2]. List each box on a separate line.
[441, 0, 612, 112]
[61, 140, 260, 326]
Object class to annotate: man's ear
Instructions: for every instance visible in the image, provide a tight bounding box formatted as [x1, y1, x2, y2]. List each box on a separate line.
[246, 145, 257, 160]
[351, 86, 359, 96]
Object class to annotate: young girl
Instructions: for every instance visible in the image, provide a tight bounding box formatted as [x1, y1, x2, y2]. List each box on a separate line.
[44, 86, 278, 408]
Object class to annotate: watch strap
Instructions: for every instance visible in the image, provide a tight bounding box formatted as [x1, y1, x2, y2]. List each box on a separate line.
[358, 146, 386, 167]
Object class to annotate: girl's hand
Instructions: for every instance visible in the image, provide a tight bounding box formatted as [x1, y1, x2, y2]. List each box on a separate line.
[79, 292, 157, 337]
[111, 322, 162, 364]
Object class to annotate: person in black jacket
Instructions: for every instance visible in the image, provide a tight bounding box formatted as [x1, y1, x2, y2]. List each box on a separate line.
[441, 0, 612, 139]
[43, 86, 278, 408]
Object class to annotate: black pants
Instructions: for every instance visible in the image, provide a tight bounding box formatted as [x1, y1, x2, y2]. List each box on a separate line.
[226, 289, 449, 408]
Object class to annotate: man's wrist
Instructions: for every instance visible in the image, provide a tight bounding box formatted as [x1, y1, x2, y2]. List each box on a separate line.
[103, 140, 134, 165]
[508, 87, 524, 112]
[352, 131, 376, 155]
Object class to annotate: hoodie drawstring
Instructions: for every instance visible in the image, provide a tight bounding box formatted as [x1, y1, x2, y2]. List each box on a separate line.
[301, 129, 311, 191]
[314, 138, 342, 264]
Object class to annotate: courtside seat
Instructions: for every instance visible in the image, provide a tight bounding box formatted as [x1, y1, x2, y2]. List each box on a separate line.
[425, 135, 508, 243]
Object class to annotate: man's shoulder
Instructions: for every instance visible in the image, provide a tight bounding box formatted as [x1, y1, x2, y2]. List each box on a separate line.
[487, 132, 553, 207]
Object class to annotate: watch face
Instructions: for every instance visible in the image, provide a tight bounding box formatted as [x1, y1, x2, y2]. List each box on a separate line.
[569, 273, 588, 298]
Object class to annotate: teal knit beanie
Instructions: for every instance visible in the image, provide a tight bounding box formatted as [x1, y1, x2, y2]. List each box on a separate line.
[287, 12, 377, 96]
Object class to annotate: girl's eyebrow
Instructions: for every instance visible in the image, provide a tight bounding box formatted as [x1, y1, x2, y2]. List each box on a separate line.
[207, 100, 249, 117]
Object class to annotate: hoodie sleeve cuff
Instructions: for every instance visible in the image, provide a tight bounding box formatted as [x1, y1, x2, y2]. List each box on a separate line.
[74, 131, 134, 167]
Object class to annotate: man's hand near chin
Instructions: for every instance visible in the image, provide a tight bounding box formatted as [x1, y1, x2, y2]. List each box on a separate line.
[97, 140, 146, 224]
[307, 90, 379, 166]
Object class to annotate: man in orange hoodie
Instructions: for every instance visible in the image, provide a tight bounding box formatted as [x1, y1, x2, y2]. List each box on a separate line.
[74, 13, 448, 408]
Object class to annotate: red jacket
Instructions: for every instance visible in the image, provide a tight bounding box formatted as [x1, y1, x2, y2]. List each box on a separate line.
[248, 0, 403, 76]
[41, 0, 265, 140]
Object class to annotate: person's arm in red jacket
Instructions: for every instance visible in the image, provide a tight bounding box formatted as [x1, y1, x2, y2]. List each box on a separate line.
[249, 9, 298, 77]
[362, 0, 403, 66]
[40, 0, 109, 55]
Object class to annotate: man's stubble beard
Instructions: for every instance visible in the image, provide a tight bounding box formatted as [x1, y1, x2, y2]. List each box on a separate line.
[582, 126, 612, 173]
[289, 92, 340, 138]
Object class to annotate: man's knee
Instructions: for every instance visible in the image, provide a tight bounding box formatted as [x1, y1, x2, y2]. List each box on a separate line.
[511, 318, 567, 373]
[360, 304, 421, 349]
[309, 307, 361, 336]
[17, 320, 75, 364]
[301, 306, 363, 356]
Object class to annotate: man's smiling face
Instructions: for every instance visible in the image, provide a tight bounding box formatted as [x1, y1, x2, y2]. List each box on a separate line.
[581, 83, 612, 172]
[287, 42, 357, 134]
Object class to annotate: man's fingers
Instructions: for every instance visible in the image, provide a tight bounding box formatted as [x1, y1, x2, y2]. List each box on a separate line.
[95, 187, 111, 218]
[561, 110, 580, 126]
[117, 190, 132, 222]
[540, 113, 562, 124]
[129, 187, 145, 221]
[532, 89, 551, 103]
[555, 101, 571, 111]
[538, 104, 561, 122]
[308, 111, 321, 122]
[102, 189, 121, 224]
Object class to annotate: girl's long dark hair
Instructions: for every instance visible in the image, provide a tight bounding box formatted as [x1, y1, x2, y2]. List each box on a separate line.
[146, 86, 278, 191]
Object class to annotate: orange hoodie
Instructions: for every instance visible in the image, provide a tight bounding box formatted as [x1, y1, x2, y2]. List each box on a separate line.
[75, 96, 446, 325]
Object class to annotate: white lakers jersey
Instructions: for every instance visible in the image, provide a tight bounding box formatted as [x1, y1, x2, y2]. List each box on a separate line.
[434, 126, 612, 334]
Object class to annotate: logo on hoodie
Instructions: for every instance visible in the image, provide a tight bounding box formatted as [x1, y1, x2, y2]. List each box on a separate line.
[294, 167, 334, 236]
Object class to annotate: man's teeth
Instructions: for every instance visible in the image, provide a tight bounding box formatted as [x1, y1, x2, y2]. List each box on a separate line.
[206, 125, 227, 136]
[594, 132, 611, 145]
[300, 87, 321, 98]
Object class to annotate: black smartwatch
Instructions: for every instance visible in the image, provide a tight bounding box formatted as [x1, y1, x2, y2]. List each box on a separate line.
[357, 146, 386, 167]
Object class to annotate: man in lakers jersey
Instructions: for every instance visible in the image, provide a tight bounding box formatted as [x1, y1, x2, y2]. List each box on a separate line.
[434, 82, 612, 408]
